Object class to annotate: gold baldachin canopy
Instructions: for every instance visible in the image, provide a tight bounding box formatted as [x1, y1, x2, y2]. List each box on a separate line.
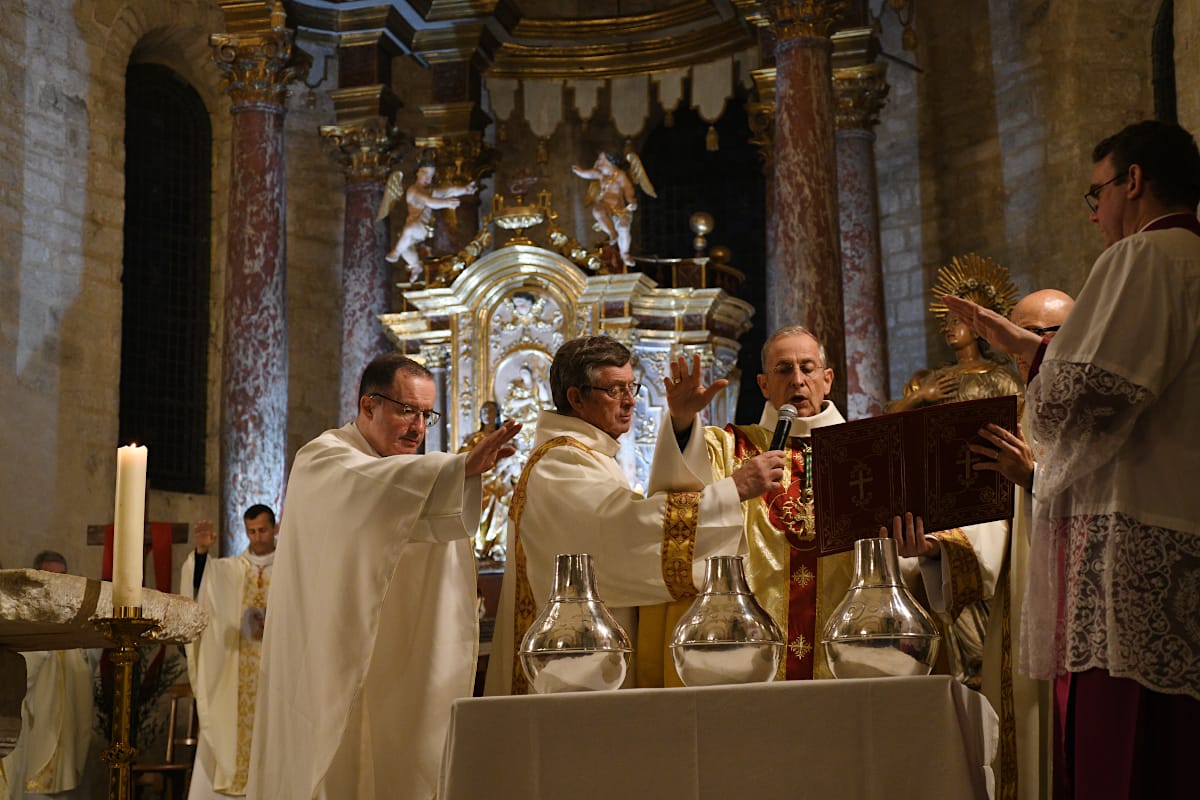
[928, 253, 1018, 320]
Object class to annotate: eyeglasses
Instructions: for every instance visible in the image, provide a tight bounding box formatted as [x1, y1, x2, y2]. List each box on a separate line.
[1084, 172, 1127, 212]
[1021, 325, 1061, 337]
[370, 393, 441, 425]
[583, 382, 642, 400]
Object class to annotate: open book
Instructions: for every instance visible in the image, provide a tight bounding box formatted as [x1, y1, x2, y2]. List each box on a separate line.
[811, 395, 1018, 556]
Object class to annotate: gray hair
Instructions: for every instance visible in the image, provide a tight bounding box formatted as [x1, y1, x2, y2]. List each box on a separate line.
[760, 326, 827, 371]
[549, 336, 632, 411]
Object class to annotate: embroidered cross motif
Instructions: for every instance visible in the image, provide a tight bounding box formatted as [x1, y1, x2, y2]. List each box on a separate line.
[791, 564, 814, 588]
[788, 634, 812, 661]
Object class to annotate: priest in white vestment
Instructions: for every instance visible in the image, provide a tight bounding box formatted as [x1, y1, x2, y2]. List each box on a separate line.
[247, 353, 520, 800]
[899, 289, 1074, 800]
[486, 336, 785, 694]
[180, 506, 278, 799]
[944, 119, 1200, 799]
[0, 553, 97, 800]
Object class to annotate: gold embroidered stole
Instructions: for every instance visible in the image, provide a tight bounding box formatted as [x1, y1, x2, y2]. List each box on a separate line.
[507, 436, 598, 695]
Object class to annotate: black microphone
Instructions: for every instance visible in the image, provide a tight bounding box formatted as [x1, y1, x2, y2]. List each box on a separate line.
[769, 404, 798, 451]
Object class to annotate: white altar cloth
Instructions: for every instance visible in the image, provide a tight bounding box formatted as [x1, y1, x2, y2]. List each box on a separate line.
[439, 675, 997, 799]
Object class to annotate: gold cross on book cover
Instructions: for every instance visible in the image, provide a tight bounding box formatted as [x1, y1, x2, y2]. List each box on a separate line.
[812, 395, 1018, 556]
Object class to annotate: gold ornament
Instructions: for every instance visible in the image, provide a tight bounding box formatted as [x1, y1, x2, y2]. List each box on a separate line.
[928, 253, 1018, 320]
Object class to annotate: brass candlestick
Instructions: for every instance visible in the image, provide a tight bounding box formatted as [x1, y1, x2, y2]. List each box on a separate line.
[93, 606, 161, 800]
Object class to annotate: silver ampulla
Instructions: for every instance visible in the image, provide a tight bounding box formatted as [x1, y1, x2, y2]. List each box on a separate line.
[519, 553, 632, 693]
[670, 555, 784, 686]
[821, 537, 941, 679]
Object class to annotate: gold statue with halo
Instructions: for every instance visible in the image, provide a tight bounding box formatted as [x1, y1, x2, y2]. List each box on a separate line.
[886, 253, 1022, 414]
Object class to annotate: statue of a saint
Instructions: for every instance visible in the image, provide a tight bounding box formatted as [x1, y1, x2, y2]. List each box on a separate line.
[572, 151, 656, 268]
[458, 401, 511, 563]
[886, 255, 1022, 414]
[377, 161, 477, 282]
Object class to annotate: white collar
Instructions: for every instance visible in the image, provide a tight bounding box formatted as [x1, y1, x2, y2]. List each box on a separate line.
[243, 550, 275, 568]
[757, 401, 846, 438]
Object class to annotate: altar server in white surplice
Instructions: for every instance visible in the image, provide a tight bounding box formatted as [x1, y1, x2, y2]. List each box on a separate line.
[180, 506, 277, 799]
[247, 354, 520, 800]
[485, 336, 784, 695]
[0, 552, 98, 800]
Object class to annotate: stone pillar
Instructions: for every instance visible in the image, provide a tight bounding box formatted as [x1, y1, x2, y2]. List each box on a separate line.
[755, 1, 847, 409]
[210, 4, 304, 553]
[320, 119, 399, 423]
[834, 34, 890, 420]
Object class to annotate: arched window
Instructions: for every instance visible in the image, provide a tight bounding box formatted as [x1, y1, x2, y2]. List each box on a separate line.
[119, 63, 212, 493]
[1152, 0, 1176, 123]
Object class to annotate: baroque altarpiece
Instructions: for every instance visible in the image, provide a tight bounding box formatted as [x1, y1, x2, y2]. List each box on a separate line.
[381, 211, 752, 565]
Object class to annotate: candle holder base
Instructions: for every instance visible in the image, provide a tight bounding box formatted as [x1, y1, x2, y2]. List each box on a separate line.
[93, 608, 161, 800]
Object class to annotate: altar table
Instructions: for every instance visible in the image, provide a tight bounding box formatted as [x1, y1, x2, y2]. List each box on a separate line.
[439, 675, 997, 799]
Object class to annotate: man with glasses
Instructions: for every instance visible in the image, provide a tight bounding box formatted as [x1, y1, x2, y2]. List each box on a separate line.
[661, 325, 850, 683]
[249, 353, 521, 800]
[944, 119, 1200, 799]
[486, 335, 785, 694]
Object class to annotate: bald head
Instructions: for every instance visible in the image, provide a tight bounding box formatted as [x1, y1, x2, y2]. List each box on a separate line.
[1010, 289, 1075, 381]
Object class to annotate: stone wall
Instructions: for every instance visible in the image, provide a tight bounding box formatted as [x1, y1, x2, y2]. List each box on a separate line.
[284, 38, 344, 460]
[875, 0, 1158, 397]
[1178, 0, 1200, 130]
[0, 0, 231, 582]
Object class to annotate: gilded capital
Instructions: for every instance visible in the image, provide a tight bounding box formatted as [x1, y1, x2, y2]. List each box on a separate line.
[319, 120, 401, 184]
[744, 0, 848, 41]
[414, 132, 497, 186]
[833, 62, 889, 131]
[746, 67, 776, 174]
[210, 7, 306, 109]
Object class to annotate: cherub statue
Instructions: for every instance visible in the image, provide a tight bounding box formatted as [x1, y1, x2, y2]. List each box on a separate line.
[377, 160, 477, 282]
[571, 151, 656, 268]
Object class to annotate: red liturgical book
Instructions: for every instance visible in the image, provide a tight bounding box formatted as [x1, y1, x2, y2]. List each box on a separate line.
[811, 395, 1018, 556]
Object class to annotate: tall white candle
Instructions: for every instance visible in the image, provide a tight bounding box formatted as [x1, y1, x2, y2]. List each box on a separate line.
[113, 444, 147, 609]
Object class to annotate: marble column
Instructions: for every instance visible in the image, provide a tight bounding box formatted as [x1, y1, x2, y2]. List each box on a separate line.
[320, 121, 397, 423]
[835, 61, 890, 420]
[761, 2, 847, 409]
[210, 12, 303, 554]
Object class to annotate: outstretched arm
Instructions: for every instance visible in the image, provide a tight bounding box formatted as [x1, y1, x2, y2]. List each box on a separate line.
[431, 181, 477, 200]
[942, 295, 1041, 365]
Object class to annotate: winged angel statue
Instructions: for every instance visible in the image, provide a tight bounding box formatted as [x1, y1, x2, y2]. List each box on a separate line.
[376, 161, 477, 282]
[571, 151, 656, 268]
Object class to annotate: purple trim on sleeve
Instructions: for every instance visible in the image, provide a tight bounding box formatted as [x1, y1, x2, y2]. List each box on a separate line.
[1026, 338, 1051, 384]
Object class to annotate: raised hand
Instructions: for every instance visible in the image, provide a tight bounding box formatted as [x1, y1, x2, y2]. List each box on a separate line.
[970, 423, 1034, 489]
[664, 353, 729, 433]
[194, 519, 217, 555]
[464, 419, 523, 477]
[731, 451, 786, 500]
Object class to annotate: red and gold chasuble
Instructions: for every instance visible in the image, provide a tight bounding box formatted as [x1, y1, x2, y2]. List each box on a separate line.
[704, 423, 855, 681]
